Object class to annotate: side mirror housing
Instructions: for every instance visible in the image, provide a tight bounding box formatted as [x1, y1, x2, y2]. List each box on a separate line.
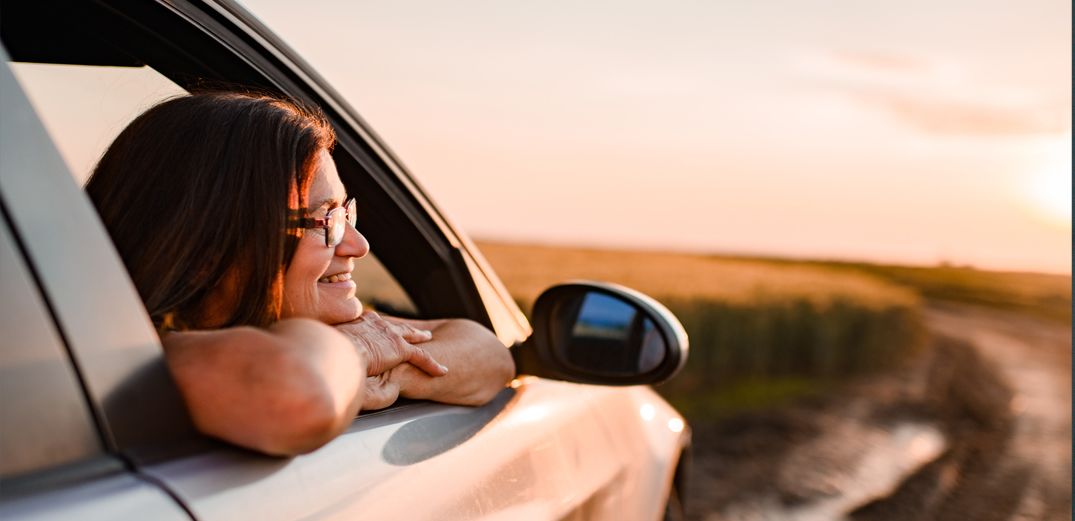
[514, 281, 689, 386]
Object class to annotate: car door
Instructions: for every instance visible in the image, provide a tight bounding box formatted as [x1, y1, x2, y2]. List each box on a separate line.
[1, 1, 687, 520]
[0, 48, 191, 521]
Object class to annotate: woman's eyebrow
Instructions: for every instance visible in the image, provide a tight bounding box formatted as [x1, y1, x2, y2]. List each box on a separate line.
[308, 197, 338, 211]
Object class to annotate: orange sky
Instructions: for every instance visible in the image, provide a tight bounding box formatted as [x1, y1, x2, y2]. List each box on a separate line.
[19, 1, 1073, 274]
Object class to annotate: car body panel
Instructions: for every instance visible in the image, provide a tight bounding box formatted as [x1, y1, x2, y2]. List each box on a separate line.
[0, 469, 190, 521]
[138, 381, 682, 521]
[0, 50, 193, 521]
[0, 47, 184, 453]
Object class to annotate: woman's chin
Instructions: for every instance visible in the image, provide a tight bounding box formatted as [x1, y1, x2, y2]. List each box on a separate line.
[322, 297, 363, 325]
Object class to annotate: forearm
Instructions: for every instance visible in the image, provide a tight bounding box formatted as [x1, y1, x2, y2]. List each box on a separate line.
[388, 318, 515, 406]
[267, 320, 366, 438]
[164, 318, 366, 456]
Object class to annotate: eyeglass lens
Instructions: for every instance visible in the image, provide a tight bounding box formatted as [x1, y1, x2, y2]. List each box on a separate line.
[326, 199, 357, 247]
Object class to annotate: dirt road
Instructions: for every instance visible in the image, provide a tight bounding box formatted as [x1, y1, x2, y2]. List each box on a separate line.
[687, 304, 1072, 521]
[912, 304, 1072, 521]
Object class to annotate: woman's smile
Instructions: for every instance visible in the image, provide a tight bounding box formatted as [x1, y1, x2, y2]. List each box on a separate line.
[318, 270, 355, 288]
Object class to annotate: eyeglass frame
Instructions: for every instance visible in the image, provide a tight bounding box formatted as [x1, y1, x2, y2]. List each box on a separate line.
[291, 198, 357, 247]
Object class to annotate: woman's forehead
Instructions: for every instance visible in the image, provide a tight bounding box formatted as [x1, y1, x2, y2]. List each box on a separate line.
[308, 150, 347, 209]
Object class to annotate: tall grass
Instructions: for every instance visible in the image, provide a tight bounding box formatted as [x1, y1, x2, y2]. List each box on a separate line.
[831, 263, 1071, 323]
[657, 297, 924, 417]
[476, 241, 927, 418]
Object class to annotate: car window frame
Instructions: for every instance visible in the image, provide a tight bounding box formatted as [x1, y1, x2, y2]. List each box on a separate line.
[163, 0, 518, 327]
[2, 0, 529, 463]
[0, 49, 199, 519]
[191, 0, 530, 340]
[0, 206, 118, 491]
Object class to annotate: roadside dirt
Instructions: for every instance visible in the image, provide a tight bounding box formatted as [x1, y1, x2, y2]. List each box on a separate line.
[684, 304, 1072, 521]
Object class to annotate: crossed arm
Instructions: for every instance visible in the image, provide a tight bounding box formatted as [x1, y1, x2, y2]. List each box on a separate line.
[366, 316, 516, 407]
[162, 313, 514, 456]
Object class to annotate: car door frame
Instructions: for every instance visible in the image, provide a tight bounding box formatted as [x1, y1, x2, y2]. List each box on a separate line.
[0, 46, 194, 521]
[3, 0, 532, 453]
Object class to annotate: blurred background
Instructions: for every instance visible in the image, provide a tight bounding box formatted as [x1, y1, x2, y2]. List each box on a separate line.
[243, 1, 1071, 520]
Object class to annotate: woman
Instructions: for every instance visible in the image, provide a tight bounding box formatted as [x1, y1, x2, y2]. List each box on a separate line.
[86, 91, 515, 456]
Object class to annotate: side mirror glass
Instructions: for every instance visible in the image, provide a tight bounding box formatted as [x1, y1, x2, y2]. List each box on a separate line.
[554, 291, 664, 375]
[514, 281, 689, 386]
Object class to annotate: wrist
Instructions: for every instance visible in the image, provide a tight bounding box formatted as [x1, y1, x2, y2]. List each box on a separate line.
[392, 364, 433, 400]
[335, 326, 374, 368]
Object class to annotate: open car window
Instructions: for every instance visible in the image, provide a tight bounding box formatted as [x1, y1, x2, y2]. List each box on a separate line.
[9, 62, 186, 185]
[1, 0, 520, 456]
[2, 0, 485, 325]
[8, 61, 417, 318]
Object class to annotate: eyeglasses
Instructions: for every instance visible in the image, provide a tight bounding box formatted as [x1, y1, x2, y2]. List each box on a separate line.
[295, 198, 357, 247]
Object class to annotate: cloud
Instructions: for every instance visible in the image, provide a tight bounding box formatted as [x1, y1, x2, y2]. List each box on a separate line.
[849, 89, 1069, 136]
[795, 49, 1070, 136]
[827, 50, 936, 75]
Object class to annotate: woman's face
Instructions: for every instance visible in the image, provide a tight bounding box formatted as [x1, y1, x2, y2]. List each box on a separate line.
[281, 149, 370, 324]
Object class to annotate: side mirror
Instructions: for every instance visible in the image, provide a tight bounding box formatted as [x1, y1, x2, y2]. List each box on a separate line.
[513, 281, 689, 386]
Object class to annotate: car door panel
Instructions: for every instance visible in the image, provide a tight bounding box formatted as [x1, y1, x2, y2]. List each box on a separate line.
[0, 472, 191, 521]
[584, 386, 687, 521]
[0, 49, 188, 454]
[138, 380, 676, 521]
[0, 47, 193, 521]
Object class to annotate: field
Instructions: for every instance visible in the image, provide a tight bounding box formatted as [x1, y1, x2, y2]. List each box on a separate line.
[735, 256, 1072, 323]
[475, 240, 1071, 419]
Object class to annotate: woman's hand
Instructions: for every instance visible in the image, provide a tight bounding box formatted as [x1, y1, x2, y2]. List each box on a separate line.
[378, 318, 516, 406]
[336, 311, 448, 377]
[361, 372, 402, 411]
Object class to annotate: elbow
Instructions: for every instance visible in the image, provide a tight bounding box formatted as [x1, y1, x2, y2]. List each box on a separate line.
[197, 342, 361, 456]
[260, 388, 355, 456]
[241, 375, 361, 457]
[166, 321, 363, 457]
[258, 325, 363, 456]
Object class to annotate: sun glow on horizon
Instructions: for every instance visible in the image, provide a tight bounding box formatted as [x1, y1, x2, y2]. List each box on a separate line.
[1026, 133, 1072, 227]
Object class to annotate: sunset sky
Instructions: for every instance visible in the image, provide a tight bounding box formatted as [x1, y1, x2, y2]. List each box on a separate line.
[17, 1, 1071, 274]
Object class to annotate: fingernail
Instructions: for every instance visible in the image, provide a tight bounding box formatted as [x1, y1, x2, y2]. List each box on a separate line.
[423, 330, 433, 339]
[438, 363, 449, 374]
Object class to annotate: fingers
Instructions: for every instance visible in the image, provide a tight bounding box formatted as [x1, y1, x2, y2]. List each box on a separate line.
[378, 315, 434, 344]
[335, 311, 444, 377]
[404, 345, 449, 377]
[361, 374, 400, 411]
[394, 323, 433, 344]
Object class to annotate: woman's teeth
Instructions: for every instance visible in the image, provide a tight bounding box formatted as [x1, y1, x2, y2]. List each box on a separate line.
[318, 272, 352, 283]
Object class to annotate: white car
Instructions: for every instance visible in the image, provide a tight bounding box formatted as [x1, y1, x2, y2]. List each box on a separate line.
[0, 1, 691, 520]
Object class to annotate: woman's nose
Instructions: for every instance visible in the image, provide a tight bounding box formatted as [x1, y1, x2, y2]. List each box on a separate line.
[335, 222, 370, 259]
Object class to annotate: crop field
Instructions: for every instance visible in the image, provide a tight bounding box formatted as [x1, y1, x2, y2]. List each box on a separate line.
[732, 256, 1073, 323]
[474, 241, 1071, 419]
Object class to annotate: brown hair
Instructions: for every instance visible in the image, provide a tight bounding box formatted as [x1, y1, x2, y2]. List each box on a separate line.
[86, 91, 336, 331]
